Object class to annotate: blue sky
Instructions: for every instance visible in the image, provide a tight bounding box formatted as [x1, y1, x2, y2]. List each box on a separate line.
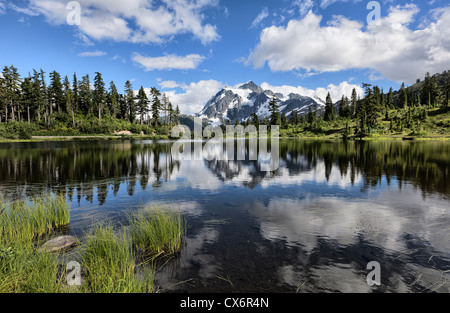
[1, 0, 449, 114]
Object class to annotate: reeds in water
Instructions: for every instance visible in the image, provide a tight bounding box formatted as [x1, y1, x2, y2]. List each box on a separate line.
[0, 194, 70, 245]
[129, 206, 186, 258]
[81, 224, 154, 293]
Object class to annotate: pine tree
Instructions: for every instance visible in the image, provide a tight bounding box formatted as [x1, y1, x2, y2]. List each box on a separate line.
[280, 113, 288, 129]
[31, 70, 44, 122]
[93, 72, 106, 125]
[63, 75, 75, 127]
[339, 95, 351, 118]
[72, 73, 79, 111]
[324, 92, 335, 121]
[2, 65, 21, 122]
[124, 80, 135, 123]
[430, 74, 442, 107]
[445, 71, 450, 107]
[79, 74, 92, 114]
[150, 87, 161, 126]
[351, 88, 358, 116]
[399, 82, 407, 109]
[168, 101, 174, 129]
[137, 86, 149, 125]
[49, 70, 64, 115]
[268, 96, 280, 126]
[39, 69, 50, 124]
[108, 81, 119, 119]
[118, 94, 128, 120]
[307, 106, 314, 127]
[161, 93, 171, 126]
[21, 75, 33, 123]
[387, 87, 394, 109]
[173, 105, 180, 125]
[251, 113, 260, 129]
[293, 111, 300, 125]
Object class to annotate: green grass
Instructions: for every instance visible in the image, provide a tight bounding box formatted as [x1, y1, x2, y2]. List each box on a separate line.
[0, 194, 70, 293]
[130, 206, 186, 259]
[0, 244, 67, 293]
[0, 196, 183, 293]
[80, 224, 154, 293]
[0, 194, 70, 246]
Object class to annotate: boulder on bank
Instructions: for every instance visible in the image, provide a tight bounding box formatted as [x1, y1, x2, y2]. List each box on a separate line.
[39, 236, 80, 253]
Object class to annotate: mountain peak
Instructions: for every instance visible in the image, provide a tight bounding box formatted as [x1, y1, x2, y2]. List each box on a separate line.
[239, 81, 263, 93]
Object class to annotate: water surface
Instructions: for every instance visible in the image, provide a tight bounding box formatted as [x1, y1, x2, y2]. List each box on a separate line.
[0, 139, 449, 293]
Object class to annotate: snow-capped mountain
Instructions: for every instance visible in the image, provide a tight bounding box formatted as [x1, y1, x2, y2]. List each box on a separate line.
[197, 81, 325, 124]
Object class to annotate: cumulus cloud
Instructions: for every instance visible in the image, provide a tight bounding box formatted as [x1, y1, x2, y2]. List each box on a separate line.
[77, 50, 107, 57]
[132, 53, 206, 71]
[158, 80, 180, 89]
[260, 81, 363, 103]
[156, 79, 361, 115]
[158, 79, 224, 115]
[18, 0, 220, 44]
[247, 4, 450, 83]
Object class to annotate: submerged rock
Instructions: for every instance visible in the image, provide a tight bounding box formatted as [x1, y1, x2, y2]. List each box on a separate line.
[39, 236, 80, 253]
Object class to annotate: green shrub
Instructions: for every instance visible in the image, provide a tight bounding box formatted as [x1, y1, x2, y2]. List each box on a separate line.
[0, 121, 38, 139]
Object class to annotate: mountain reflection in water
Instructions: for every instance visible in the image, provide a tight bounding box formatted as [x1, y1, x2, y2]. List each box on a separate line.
[0, 139, 449, 292]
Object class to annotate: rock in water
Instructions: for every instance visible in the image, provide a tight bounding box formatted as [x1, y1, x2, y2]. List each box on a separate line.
[39, 236, 80, 253]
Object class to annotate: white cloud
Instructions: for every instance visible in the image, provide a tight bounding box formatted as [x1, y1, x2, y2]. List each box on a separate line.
[260, 81, 363, 103]
[77, 50, 107, 57]
[158, 79, 224, 115]
[250, 7, 269, 29]
[293, 0, 315, 16]
[0, 1, 6, 14]
[158, 80, 180, 89]
[132, 53, 206, 71]
[247, 4, 450, 83]
[8, 2, 40, 16]
[19, 0, 220, 44]
[109, 54, 126, 63]
[157, 79, 361, 115]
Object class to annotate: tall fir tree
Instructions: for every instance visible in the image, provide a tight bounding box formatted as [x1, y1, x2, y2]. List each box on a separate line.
[93, 72, 106, 125]
[324, 92, 335, 121]
[351, 88, 358, 116]
[150, 87, 161, 126]
[339, 95, 351, 118]
[124, 80, 135, 123]
[108, 81, 119, 119]
[137, 86, 149, 125]
[21, 75, 33, 123]
[63, 75, 75, 127]
[268, 96, 280, 126]
[387, 87, 394, 109]
[79, 74, 92, 114]
[398, 82, 408, 109]
[49, 70, 64, 115]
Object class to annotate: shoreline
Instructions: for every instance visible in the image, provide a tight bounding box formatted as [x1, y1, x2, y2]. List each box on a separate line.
[0, 134, 448, 143]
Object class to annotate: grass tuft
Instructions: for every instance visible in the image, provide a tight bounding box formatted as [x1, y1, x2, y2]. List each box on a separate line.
[80, 223, 154, 293]
[0, 194, 70, 246]
[130, 206, 186, 258]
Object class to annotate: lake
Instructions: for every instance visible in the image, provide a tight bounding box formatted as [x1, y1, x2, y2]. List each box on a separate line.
[0, 139, 449, 293]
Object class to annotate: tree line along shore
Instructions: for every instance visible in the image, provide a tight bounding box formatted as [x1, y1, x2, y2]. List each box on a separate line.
[0, 65, 449, 140]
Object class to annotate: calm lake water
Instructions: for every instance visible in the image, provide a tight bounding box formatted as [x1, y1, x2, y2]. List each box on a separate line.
[0, 139, 449, 293]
